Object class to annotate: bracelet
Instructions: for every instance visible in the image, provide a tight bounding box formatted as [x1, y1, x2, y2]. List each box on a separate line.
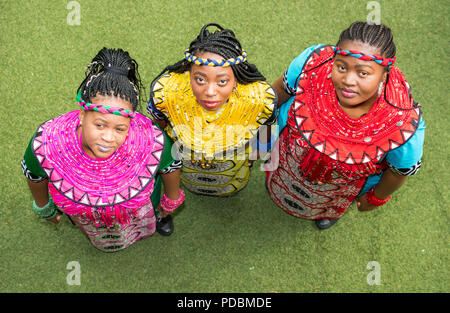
[160, 189, 185, 212]
[32, 195, 58, 219]
[365, 188, 391, 207]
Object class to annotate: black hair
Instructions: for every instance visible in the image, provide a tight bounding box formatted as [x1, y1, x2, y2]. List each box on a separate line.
[77, 47, 144, 111]
[152, 23, 266, 86]
[336, 21, 396, 59]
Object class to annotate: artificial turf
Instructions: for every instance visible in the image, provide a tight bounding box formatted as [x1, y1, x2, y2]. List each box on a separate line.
[0, 0, 448, 293]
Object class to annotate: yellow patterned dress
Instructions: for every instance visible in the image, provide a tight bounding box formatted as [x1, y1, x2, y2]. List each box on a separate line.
[148, 71, 276, 196]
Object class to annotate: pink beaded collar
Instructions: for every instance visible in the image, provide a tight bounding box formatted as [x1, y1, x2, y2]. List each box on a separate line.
[32, 110, 165, 227]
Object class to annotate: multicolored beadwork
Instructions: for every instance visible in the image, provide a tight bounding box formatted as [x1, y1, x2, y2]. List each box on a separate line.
[160, 189, 185, 212]
[365, 187, 391, 206]
[184, 49, 247, 67]
[76, 91, 135, 118]
[334, 46, 396, 67]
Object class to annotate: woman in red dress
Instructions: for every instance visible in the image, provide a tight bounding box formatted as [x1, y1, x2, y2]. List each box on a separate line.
[265, 21, 425, 229]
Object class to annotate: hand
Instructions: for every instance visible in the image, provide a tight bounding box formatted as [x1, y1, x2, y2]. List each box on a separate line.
[46, 213, 62, 224]
[356, 194, 377, 212]
[32, 195, 62, 223]
[155, 119, 168, 129]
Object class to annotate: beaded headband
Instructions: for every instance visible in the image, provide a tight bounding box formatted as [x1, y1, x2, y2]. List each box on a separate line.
[76, 90, 135, 118]
[334, 46, 396, 67]
[184, 49, 247, 67]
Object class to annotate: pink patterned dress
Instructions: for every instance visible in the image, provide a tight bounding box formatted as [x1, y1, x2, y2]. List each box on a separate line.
[28, 110, 166, 252]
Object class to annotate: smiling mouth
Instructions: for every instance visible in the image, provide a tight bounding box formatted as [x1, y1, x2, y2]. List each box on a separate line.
[201, 101, 221, 109]
[341, 89, 357, 98]
[97, 145, 113, 153]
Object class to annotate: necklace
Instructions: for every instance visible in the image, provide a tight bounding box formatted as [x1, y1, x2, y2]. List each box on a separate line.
[154, 72, 276, 164]
[289, 45, 419, 165]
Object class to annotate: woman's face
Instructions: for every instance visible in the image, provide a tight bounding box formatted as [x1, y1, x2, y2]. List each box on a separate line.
[189, 51, 237, 111]
[78, 93, 133, 159]
[331, 40, 387, 113]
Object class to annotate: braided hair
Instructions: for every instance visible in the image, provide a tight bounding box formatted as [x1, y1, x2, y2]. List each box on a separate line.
[153, 23, 266, 86]
[336, 21, 396, 59]
[77, 48, 144, 111]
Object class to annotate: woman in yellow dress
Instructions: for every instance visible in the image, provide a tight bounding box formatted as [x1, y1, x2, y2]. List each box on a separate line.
[147, 23, 276, 201]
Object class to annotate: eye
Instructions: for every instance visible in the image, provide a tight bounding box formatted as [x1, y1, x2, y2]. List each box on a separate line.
[359, 71, 368, 77]
[195, 77, 206, 84]
[96, 123, 104, 129]
[218, 79, 229, 86]
[116, 127, 126, 132]
[334, 63, 346, 73]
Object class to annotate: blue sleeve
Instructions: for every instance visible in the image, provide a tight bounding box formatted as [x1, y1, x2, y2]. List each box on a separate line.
[284, 44, 324, 91]
[358, 117, 425, 195]
[386, 118, 426, 168]
[278, 44, 324, 133]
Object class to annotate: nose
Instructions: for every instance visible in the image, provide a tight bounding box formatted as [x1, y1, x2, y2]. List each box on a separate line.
[101, 129, 115, 142]
[205, 83, 217, 97]
[342, 72, 357, 86]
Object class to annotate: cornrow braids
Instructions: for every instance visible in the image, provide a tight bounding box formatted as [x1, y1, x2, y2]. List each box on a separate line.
[337, 21, 396, 59]
[77, 48, 144, 111]
[152, 23, 266, 87]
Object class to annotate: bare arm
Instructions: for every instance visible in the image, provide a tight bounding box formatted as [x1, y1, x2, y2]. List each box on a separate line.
[26, 179, 49, 207]
[357, 168, 408, 211]
[26, 178, 61, 223]
[248, 75, 291, 164]
[154, 118, 168, 129]
[272, 75, 292, 108]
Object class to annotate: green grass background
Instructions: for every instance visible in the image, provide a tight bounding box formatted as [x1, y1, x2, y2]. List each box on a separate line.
[1, 0, 448, 293]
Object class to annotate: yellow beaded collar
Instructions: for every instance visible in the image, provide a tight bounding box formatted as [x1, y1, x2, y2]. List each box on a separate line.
[151, 72, 276, 164]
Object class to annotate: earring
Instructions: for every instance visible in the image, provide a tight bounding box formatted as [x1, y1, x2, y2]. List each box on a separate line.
[377, 82, 384, 97]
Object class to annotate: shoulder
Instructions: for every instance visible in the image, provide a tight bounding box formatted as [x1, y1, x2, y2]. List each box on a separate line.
[133, 113, 166, 139]
[236, 81, 277, 125]
[22, 113, 73, 180]
[238, 80, 276, 101]
[386, 118, 425, 171]
[22, 131, 47, 181]
[147, 72, 191, 119]
[288, 44, 327, 71]
[150, 72, 190, 102]
[284, 44, 332, 92]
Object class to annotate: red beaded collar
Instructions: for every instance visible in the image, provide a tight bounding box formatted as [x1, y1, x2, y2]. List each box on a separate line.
[288, 45, 421, 165]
